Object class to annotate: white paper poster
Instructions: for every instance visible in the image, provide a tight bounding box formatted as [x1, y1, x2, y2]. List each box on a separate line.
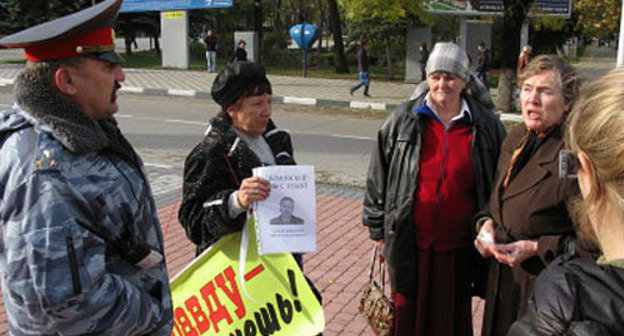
[252, 165, 316, 255]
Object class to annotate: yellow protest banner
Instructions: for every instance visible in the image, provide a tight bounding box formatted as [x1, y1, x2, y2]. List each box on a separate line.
[170, 218, 325, 336]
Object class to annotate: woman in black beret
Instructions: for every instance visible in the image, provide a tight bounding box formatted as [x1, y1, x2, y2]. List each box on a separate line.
[179, 62, 323, 333]
[178, 61, 298, 258]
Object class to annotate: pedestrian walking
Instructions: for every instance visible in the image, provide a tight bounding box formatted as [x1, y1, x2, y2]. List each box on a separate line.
[125, 35, 134, 55]
[363, 42, 506, 336]
[476, 41, 490, 87]
[0, 0, 173, 335]
[517, 45, 532, 75]
[474, 55, 591, 336]
[419, 43, 429, 81]
[130, 30, 138, 49]
[231, 39, 248, 62]
[349, 41, 371, 97]
[508, 67, 624, 336]
[204, 29, 218, 72]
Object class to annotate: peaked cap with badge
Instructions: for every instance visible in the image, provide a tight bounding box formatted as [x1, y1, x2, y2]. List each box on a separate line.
[0, 0, 123, 63]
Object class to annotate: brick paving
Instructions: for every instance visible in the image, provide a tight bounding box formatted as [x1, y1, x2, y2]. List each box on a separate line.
[161, 192, 485, 336]
[0, 187, 484, 335]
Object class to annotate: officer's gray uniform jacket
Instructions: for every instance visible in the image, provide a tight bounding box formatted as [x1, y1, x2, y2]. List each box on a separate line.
[0, 72, 172, 335]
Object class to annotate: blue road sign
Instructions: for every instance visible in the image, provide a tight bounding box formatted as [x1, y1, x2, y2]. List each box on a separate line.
[289, 24, 320, 51]
[121, 0, 233, 13]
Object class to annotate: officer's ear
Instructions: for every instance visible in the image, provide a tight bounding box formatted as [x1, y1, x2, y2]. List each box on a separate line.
[54, 65, 79, 96]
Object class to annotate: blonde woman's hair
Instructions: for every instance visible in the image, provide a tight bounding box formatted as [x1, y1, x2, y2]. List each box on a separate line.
[565, 67, 624, 209]
[518, 54, 581, 113]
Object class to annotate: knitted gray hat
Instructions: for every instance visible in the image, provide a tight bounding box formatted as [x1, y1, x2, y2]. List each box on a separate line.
[425, 42, 470, 80]
[412, 42, 494, 109]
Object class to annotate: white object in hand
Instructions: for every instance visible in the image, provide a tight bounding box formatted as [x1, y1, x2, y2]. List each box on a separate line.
[477, 231, 495, 246]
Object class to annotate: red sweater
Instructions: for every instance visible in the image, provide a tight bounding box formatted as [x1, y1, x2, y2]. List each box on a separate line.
[414, 115, 475, 251]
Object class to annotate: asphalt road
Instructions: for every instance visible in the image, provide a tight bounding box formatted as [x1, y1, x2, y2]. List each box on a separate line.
[0, 86, 383, 187]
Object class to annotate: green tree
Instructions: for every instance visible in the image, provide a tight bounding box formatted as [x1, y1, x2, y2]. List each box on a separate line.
[328, 0, 349, 73]
[574, 0, 620, 40]
[347, 17, 411, 78]
[495, 0, 534, 112]
[530, 15, 575, 54]
[117, 12, 161, 54]
[189, 2, 257, 60]
[340, 0, 430, 78]
[0, 0, 92, 34]
[340, 0, 428, 23]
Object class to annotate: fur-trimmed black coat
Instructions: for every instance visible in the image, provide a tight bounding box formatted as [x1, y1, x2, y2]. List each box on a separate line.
[179, 114, 295, 254]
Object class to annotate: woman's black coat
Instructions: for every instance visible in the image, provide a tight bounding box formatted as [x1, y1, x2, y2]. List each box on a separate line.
[179, 115, 295, 254]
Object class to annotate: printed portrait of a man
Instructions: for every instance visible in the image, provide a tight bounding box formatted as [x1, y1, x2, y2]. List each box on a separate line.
[270, 196, 305, 224]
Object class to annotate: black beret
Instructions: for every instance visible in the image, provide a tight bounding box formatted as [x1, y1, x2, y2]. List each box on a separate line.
[211, 61, 271, 109]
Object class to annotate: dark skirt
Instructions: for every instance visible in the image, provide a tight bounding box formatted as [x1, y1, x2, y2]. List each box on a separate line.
[481, 261, 537, 336]
[392, 246, 474, 336]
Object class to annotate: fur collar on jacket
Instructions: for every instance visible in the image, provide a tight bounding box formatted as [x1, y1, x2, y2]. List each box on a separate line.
[206, 114, 295, 167]
[14, 70, 110, 154]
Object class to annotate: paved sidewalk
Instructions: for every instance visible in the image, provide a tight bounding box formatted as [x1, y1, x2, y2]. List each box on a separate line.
[574, 44, 616, 82]
[0, 63, 524, 121]
[160, 190, 486, 336]
[0, 184, 485, 336]
[0, 62, 412, 110]
[0, 43, 616, 115]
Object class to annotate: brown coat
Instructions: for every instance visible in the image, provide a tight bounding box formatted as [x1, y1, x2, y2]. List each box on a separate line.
[480, 123, 579, 336]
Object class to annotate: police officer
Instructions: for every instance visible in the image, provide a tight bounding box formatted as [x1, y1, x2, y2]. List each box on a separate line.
[0, 0, 173, 335]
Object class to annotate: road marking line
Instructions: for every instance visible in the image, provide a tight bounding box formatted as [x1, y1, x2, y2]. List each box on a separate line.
[120, 86, 144, 93]
[115, 114, 133, 118]
[350, 101, 387, 110]
[289, 129, 374, 141]
[0, 79, 15, 85]
[168, 89, 196, 97]
[145, 162, 174, 169]
[283, 96, 317, 105]
[331, 134, 374, 141]
[165, 119, 206, 126]
[499, 114, 523, 122]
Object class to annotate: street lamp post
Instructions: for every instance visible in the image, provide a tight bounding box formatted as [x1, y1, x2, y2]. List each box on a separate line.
[618, 0, 624, 67]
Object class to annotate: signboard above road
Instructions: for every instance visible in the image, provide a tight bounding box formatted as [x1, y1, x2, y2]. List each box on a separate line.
[427, 0, 571, 17]
[120, 0, 233, 13]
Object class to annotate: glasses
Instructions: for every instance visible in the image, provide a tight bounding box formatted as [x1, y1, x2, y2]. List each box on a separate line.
[559, 149, 578, 178]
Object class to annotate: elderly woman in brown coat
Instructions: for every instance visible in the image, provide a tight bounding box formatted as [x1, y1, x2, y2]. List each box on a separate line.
[474, 55, 583, 336]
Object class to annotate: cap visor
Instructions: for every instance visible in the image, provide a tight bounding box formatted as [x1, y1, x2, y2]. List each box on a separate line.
[97, 51, 124, 64]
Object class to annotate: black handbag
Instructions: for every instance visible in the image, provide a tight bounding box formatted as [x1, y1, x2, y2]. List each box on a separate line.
[359, 244, 394, 336]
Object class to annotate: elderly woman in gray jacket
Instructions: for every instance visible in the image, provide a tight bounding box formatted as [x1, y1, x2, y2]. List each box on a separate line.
[363, 42, 506, 336]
